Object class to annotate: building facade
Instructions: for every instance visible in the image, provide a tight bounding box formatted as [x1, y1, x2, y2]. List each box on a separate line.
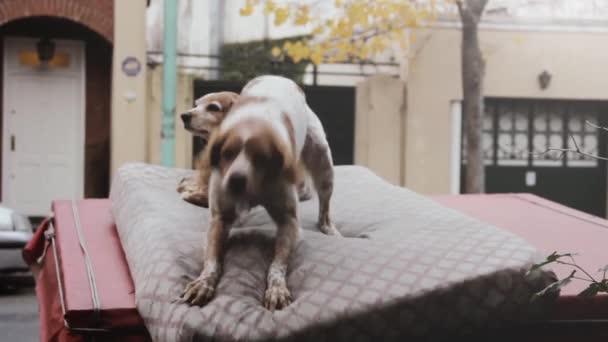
[0, 0, 147, 216]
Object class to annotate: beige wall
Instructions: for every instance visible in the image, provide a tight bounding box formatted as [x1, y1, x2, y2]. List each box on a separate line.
[146, 66, 195, 169]
[355, 75, 407, 186]
[405, 27, 608, 194]
[111, 0, 148, 177]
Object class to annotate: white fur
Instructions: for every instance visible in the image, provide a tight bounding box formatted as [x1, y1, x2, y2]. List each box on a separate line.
[221, 75, 314, 157]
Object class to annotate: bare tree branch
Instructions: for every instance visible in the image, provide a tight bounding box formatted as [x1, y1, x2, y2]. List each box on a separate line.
[531, 134, 608, 161]
[455, 0, 465, 17]
[586, 120, 608, 133]
[457, 0, 487, 24]
[557, 260, 599, 283]
[571, 275, 595, 283]
[469, 0, 489, 18]
[569, 134, 581, 152]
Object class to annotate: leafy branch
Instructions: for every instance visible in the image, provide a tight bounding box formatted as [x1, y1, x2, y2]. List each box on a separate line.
[529, 251, 608, 299]
[239, 0, 437, 64]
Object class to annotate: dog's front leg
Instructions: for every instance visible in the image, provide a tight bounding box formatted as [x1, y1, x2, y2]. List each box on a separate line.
[181, 211, 232, 306]
[264, 189, 299, 311]
[177, 172, 210, 207]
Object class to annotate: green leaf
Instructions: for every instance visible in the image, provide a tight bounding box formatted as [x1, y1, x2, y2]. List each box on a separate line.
[578, 283, 601, 297]
[534, 270, 576, 299]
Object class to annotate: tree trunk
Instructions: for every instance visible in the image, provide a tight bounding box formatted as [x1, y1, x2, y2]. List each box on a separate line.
[457, 0, 487, 194]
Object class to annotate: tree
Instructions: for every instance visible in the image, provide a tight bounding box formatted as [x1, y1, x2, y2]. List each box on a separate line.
[240, 0, 488, 192]
[239, 0, 436, 64]
[456, 0, 487, 194]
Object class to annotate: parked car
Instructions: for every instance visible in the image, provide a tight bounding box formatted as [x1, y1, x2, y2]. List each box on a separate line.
[0, 206, 33, 288]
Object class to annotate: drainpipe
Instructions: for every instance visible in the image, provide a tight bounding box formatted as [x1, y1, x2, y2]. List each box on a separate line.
[161, 0, 177, 166]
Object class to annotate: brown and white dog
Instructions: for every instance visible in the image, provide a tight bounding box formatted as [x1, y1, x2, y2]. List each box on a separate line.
[179, 91, 240, 207]
[180, 75, 340, 310]
[178, 92, 312, 207]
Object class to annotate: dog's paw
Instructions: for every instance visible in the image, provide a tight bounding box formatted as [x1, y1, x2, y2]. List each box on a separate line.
[177, 176, 209, 207]
[180, 276, 216, 306]
[263, 284, 292, 311]
[180, 189, 209, 207]
[177, 176, 196, 192]
[318, 222, 342, 237]
[177, 176, 193, 193]
[297, 183, 313, 202]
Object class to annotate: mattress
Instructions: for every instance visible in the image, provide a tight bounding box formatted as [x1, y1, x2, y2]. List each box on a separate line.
[110, 163, 557, 341]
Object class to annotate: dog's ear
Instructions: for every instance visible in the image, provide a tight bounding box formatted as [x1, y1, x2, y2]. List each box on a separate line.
[204, 130, 226, 169]
[267, 134, 297, 184]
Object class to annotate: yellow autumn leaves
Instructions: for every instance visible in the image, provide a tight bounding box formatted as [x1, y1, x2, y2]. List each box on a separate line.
[275, 41, 324, 65]
[242, 0, 305, 26]
[240, 0, 436, 65]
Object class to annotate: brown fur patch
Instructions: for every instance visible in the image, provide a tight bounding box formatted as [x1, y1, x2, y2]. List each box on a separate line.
[218, 133, 244, 176]
[203, 118, 298, 185]
[244, 122, 297, 185]
[196, 91, 239, 112]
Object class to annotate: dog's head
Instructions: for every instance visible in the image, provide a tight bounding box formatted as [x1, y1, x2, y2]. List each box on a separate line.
[180, 92, 239, 142]
[204, 118, 296, 199]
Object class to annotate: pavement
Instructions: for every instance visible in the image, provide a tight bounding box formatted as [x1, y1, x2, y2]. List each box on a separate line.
[0, 285, 39, 342]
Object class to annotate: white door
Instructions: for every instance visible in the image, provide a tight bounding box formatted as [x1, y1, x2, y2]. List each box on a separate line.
[3, 38, 85, 216]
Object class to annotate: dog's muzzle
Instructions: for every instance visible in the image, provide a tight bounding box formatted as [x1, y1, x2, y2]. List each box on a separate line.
[228, 173, 247, 196]
[181, 112, 192, 126]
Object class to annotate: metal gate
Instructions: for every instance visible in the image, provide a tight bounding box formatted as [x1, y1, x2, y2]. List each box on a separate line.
[192, 80, 355, 165]
[461, 98, 607, 217]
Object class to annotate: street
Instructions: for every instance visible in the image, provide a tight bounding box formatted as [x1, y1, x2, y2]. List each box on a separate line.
[0, 286, 39, 342]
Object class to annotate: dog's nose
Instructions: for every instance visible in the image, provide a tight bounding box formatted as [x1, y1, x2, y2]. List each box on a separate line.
[228, 173, 247, 195]
[181, 112, 192, 124]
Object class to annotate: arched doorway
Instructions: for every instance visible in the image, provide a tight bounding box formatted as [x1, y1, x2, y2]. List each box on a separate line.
[0, 17, 112, 216]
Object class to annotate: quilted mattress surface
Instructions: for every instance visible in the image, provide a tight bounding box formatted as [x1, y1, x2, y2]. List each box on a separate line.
[110, 163, 556, 341]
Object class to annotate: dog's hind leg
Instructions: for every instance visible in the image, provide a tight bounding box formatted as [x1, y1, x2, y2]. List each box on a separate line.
[301, 112, 341, 237]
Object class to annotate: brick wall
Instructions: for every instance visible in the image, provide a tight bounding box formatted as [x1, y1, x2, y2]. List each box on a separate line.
[0, 0, 113, 43]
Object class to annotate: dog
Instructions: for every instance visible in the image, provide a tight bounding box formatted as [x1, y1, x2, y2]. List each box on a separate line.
[180, 75, 340, 311]
[178, 92, 312, 207]
[178, 92, 240, 207]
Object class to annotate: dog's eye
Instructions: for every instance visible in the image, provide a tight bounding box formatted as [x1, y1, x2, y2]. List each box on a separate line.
[252, 153, 269, 168]
[206, 103, 221, 112]
[222, 149, 237, 162]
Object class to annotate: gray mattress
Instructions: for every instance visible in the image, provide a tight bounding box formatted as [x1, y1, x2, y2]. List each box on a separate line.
[110, 163, 556, 341]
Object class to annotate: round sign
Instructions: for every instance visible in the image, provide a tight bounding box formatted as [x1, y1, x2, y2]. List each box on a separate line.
[122, 56, 141, 77]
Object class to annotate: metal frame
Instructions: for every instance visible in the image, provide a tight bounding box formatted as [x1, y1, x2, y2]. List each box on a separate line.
[146, 51, 400, 86]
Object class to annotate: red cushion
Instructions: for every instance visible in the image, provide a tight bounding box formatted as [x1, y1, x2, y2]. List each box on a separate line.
[24, 199, 147, 340]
